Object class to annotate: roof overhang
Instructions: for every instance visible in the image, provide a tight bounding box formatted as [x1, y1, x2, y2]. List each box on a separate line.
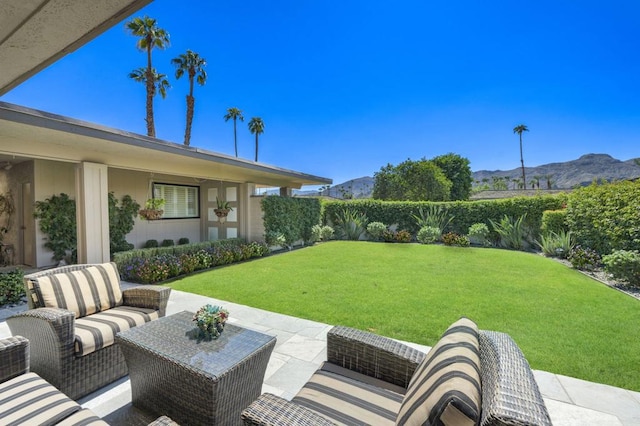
[0, 0, 153, 96]
[0, 101, 332, 188]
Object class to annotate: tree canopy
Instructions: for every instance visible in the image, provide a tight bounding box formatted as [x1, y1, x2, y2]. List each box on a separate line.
[372, 158, 452, 201]
[431, 153, 473, 200]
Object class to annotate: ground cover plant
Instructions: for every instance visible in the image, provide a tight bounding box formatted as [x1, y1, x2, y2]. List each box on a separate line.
[169, 241, 640, 392]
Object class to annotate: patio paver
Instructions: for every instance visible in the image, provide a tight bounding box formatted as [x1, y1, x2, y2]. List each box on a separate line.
[1, 287, 639, 425]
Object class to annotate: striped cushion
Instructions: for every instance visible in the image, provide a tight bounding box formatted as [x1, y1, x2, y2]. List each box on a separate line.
[395, 317, 481, 426]
[74, 306, 159, 357]
[0, 372, 80, 425]
[33, 263, 123, 318]
[56, 408, 109, 426]
[293, 368, 403, 426]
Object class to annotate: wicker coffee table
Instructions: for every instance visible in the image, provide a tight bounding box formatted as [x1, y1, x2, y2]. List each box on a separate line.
[116, 311, 276, 426]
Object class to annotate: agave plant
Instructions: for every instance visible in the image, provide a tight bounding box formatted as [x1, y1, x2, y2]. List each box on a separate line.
[489, 214, 528, 250]
[536, 230, 574, 258]
[412, 205, 453, 236]
[333, 208, 368, 241]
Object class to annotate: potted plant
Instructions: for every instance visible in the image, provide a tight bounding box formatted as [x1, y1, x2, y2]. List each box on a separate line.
[139, 198, 165, 220]
[213, 197, 233, 220]
[192, 304, 229, 340]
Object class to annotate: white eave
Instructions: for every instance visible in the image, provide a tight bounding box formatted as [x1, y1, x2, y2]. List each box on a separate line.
[0, 101, 332, 188]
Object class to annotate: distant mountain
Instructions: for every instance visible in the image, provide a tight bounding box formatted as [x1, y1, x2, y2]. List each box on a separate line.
[472, 154, 640, 189]
[305, 154, 640, 199]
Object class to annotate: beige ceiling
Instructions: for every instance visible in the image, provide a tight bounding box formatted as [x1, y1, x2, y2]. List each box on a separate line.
[0, 0, 152, 96]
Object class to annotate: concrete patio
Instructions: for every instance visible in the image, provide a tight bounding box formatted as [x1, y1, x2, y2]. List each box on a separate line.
[1, 286, 639, 425]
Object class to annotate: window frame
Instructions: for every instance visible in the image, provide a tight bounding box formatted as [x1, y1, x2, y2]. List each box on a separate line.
[152, 182, 200, 219]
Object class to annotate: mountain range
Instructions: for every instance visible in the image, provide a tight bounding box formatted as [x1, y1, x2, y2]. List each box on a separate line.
[304, 154, 640, 198]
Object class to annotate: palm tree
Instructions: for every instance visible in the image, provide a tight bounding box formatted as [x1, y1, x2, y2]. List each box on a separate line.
[248, 117, 265, 162]
[224, 107, 244, 157]
[129, 68, 171, 101]
[544, 174, 554, 189]
[171, 50, 207, 146]
[126, 16, 170, 137]
[513, 124, 529, 189]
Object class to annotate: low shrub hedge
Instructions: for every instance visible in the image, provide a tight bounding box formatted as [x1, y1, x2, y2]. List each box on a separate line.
[114, 239, 269, 284]
[0, 269, 24, 305]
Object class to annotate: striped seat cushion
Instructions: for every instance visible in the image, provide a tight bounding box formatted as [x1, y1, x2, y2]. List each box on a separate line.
[395, 317, 481, 426]
[33, 263, 123, 318]
[293, 367, 404, 426]
[56, 408, 109, 426]
[74, 306, 159, 357]
[0, 372, 80, 425]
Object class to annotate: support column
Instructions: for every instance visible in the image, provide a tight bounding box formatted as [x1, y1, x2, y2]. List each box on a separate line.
[239, 183, 251, 240]
[75, 162, 109, 264]
[279, 187, 292, 197]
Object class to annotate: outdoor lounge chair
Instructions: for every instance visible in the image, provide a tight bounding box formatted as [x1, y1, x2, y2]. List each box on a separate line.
[6, 262, 170, 400]
[242, 318, 553, 426]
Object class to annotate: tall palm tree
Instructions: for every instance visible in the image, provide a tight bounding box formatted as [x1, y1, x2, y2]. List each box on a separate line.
[513, 124, 529, 188]
[248, 117, 265, 162]
[129, 68, 171, 101]
[126, 16, 170, 137]
[171, 50, 207, 146]
[224, 107, 244, 157]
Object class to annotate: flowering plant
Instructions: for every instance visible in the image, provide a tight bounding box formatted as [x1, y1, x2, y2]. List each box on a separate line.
[192, 304, 229, 340]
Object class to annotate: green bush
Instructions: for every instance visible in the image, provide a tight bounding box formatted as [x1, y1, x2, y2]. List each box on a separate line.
[262, 196, 321, 245]
[144, 239, 159, 248]
[536, 230, 573, 258]
[541, 209, 568, 234]
[412, 205, 453, 236]
[489, 215, 529, 251]
[333, 208, 368, 241]
[467, 223, 490, 246]
[33, 193, 77, 262]
[322, 196, 564, 240]
[265, 231, 286, 247]
[565, 181, 640, 255]
[366, 222, 387, 241]
[320, 226, 334, 241]
[417, 226, 441, 244]
[568, 245, 601, 271]
[0, 269, 24, 305]
[602, 250, 640, 287]
[310, 225, 322, 243]
[108, 193, 140, 255]
[178, 238, 190, 245]
[161, 239, 174, 247]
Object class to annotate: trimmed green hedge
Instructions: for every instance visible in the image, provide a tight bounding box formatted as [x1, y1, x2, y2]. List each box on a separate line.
[262, 196, 321, 245]
[566, 181, 640, 254]
[0, 269, 24, 305]
[541, 210, 568, 234]
[322, 196, 566, 238]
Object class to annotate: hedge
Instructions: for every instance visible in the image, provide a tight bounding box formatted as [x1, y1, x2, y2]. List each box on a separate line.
[0, 269, 24, 305]
[262, 196, 321, 245]
[322, 196, 566, 239]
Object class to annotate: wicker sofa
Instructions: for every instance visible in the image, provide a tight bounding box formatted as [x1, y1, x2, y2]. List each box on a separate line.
[7, 262, 171, 400]
[242, 318, 553, 426]
[0, 335, 177, 425]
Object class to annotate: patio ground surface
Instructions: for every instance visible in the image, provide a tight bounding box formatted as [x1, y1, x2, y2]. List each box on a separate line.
[1, 285, 639, 425]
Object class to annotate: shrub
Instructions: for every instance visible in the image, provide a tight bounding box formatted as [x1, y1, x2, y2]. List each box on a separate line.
[489, 214, 529, 250]
[248, 241, 269, 257]
[537, 230, 573, 258]
[262, 196, 322, 245]
[161, 239, 174, 247]
[33, 193, 76, 262]
[265, 231, 286, 247]
[178, 237, 190, 245]
[565, 181, 640, 254]
[382, 229, 396, 242]
[311, 225, 322, 243]
[568, 245, 601, 271]
[417, 226, 441, 244]
[602, 250, 640, 287]
[412, 205, 453, 236]
[442, 232, 469, 247]
[367, 222, 387, 241]
[467, 223, 490, 246]
[320, 226, 334, 241]
[333, 208, 368, 241]
[144, 239, 159, 248]
[0, 269, 24, 305]
[541, 209, 568, 235]
[395, 230, 412, 243]
[108, 193, 140, 255]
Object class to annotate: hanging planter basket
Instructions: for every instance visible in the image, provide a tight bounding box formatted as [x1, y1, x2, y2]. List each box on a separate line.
[139, 208, 164, 220]
[214, 208, 230, 218]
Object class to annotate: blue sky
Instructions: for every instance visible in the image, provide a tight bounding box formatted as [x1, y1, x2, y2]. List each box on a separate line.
[2, 1, 640, 186]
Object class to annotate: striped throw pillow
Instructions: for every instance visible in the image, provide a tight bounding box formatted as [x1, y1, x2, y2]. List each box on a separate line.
[395, 317, 481, 426]
[33, 263, 123, 318]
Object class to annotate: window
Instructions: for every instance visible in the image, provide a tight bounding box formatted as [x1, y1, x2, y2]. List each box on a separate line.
[153, 183, 199, 219]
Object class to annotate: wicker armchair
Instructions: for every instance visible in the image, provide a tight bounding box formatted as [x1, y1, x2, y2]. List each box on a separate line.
[7, 263, 171, 400]
[242, 324, 553, 426]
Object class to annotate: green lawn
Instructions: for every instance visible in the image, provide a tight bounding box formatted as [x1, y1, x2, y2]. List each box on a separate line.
[168, 241, 640, 392]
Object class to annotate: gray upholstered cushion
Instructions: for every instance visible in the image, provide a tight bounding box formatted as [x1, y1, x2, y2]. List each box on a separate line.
[0, 372, 80, 425]
[293, 367, 404, 425]
[33, 263, 123, 318]
[56, 408, 109, 426]
[74, 306, 159, 356]
[395, 317, 482, 426]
